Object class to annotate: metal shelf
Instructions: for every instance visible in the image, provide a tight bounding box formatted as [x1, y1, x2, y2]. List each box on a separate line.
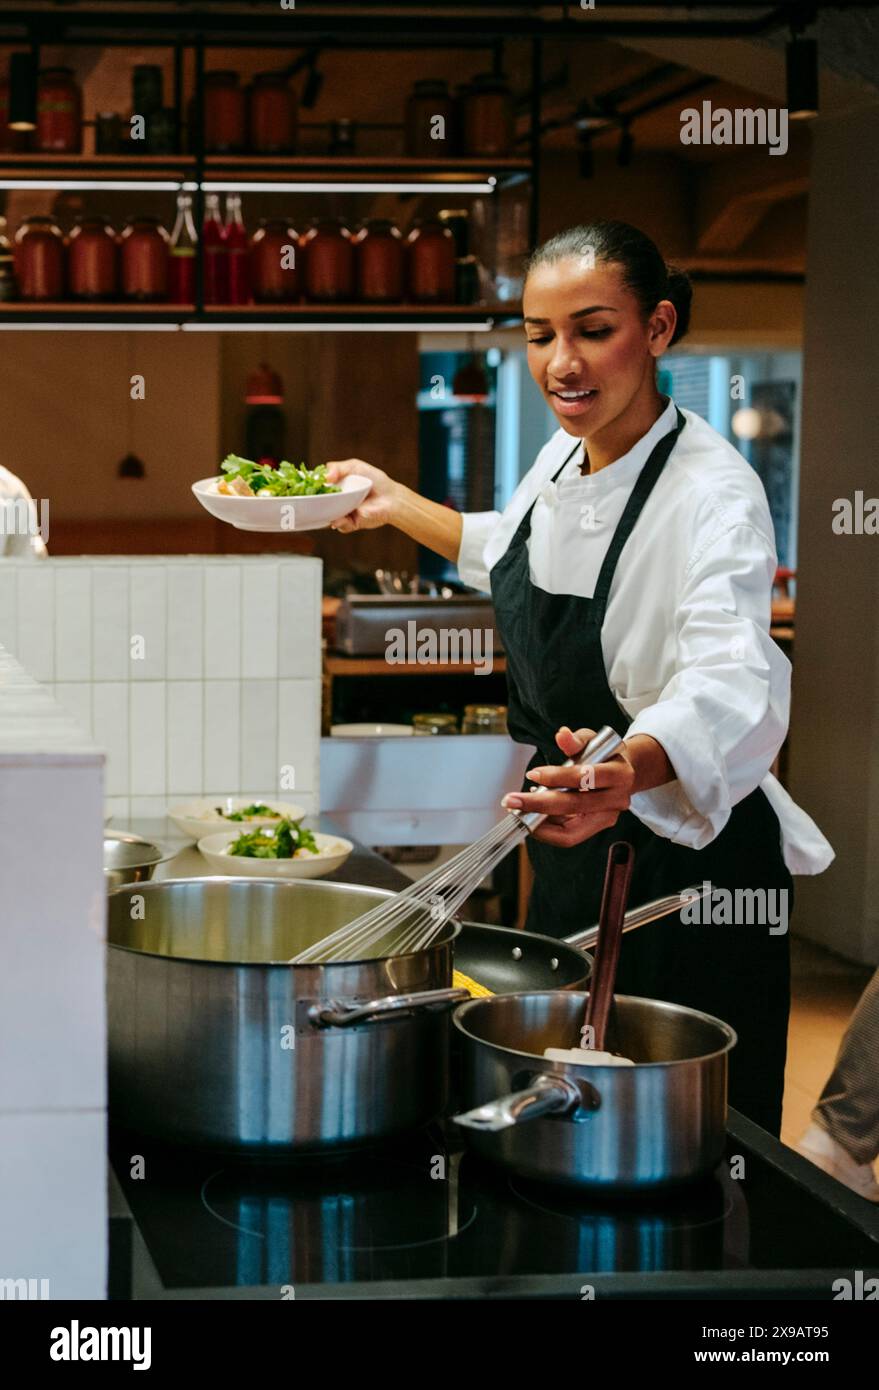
[0, 302, 522, 331]
[0, 154, 528, 193]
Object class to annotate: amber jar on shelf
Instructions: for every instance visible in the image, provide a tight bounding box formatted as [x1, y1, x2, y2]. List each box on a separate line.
[37, 67, 83, 153]
[68, 216, 119, 300]
[204, 70, 246, 153]
[249, 72, 297, 153]
[120, 216, 169, 300]
[354, 219, 404, 303]
[14, 216, 65, 301]
[405, 78, 453, 158]
[406, 219, 456, 303]
[462, 72, 514, 157]
[462, 704, 508, 735]
[250, 219, 300, 302]
[301, 218, 355, 303]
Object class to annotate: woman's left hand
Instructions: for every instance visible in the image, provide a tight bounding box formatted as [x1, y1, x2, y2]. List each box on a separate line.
[501, 725, 636, 847]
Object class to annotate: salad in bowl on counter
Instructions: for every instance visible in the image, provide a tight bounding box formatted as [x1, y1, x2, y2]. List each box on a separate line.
[168, 797, 307, 842]
[192, 454, 371, 532]
[197, 818, 354, 880]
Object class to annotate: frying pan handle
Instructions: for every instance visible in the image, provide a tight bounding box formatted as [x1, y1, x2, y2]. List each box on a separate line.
[563, 883, 710, 952]
[453, 1074, 583, 1132]
[310, 986, 470, 1028]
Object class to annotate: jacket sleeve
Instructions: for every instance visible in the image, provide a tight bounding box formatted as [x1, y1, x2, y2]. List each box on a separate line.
[625, 522, 790, 848]
[456, 510, 501, 593]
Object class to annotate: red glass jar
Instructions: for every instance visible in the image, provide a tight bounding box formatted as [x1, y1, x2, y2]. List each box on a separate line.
[204, 71, 245, 154]
[405, 78, 453, 157]
[250, 219, 300, 302]
[462, 72, 514, 156]
[354, 219, 404, 303]
[120, 216, 169, 301]
[406, 219, 456, 303]
[249, 72, 297, 153]
[68, 216, 118, 300]
[13, 216, 65, 300]
[301, 218, 354, 303]
[37, 67, 82, 154]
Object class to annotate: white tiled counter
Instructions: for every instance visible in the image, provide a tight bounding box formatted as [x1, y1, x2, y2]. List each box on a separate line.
[0, 556, 323, 819]
[0, 645, 106, 1300]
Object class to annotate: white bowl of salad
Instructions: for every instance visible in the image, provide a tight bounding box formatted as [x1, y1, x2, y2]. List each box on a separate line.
[192, 456, 371, 532]
[168, 798, 307, 843]
[197, 821, 353, 879]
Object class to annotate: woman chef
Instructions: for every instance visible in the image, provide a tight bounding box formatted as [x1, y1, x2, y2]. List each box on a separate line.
[326, 220, 832, 1136]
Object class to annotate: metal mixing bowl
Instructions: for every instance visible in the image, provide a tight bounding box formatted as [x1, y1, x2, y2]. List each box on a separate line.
[103, 832, 165, 891]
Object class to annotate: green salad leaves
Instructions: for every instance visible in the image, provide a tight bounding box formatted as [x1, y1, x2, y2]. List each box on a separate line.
[221, 455, 341, 497]
[218, 802, 281, 822]
[227, 818, 320, 859]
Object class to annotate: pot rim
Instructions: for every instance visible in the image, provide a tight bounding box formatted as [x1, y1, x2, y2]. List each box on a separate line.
[451, 988, 737, 1069]
[106, 875, 460, 968]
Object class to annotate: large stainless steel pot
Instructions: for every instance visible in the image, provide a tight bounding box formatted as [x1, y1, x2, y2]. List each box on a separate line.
[453, 991, 736, 1191]
[107, 877, 467, 1154]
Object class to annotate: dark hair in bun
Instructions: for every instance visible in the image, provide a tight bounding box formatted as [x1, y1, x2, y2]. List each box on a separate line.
[526, 220, 693, 346]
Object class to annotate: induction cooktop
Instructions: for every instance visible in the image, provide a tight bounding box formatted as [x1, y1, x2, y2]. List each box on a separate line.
[109, 1110, 879, 1300]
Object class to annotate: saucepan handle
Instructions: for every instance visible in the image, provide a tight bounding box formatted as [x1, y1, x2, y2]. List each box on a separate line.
[310, 986, 470, 1029]
[563, 883, 710, 952]
[453, 1073, 584, 1133]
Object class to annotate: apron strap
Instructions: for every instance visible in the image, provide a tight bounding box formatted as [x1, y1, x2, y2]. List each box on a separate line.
[590, 407, 686, 619]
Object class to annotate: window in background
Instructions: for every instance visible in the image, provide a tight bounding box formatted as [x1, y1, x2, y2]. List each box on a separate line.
[459, 346, 801, 584]
[660, 351, 802, 568]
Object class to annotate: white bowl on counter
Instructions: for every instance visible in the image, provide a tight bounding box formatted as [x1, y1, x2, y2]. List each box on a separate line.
[191, 474, 371, 532]
[197, 830, 354, 879]
[168, 797, 307, 843]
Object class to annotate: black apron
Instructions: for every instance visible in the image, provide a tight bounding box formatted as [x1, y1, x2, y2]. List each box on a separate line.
[490, 409, 792, 1136]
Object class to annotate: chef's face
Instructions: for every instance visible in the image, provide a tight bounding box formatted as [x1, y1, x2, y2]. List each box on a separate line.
[523, 257, 674, 437]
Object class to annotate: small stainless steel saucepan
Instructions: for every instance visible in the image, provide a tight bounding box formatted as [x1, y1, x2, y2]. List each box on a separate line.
[453, 990, 736, 1191]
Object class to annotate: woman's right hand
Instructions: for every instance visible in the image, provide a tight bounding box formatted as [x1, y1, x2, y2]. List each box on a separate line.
[325, 458, 400, 533]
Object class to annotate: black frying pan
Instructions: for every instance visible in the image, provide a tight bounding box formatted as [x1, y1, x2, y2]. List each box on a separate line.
[452, 888, 703, 996]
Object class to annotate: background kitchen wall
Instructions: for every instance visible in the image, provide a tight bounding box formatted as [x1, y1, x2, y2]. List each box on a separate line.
[0, 555, 322, 818]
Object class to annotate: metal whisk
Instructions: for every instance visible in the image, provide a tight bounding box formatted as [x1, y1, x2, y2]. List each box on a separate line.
[290, 726, 623, 964]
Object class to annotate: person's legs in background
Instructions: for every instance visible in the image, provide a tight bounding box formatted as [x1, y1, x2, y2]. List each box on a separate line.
[797, 968, 879, 1202]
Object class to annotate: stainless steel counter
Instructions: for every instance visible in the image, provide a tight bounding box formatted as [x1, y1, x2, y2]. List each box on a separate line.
[110, 814, 412, 895]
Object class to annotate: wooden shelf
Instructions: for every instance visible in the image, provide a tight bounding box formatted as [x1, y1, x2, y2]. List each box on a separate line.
[200, 302, 520, 320]
[0, 302, 193, 314]
[204, 154, 530, 181]
[326, 654, 507, 676]
[0, 303, 519, 328]
[0, 153, 528, 186]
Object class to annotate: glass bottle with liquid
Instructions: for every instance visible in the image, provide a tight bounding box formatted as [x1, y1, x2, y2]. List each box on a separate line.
[168, 193, 198, 306]
[225, 194, 251, 306]
[202, 193, 229, 305]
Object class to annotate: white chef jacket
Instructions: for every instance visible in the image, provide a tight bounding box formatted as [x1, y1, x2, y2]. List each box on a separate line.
[457, 398, 833, 875]
[0, 466, 47, 558]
